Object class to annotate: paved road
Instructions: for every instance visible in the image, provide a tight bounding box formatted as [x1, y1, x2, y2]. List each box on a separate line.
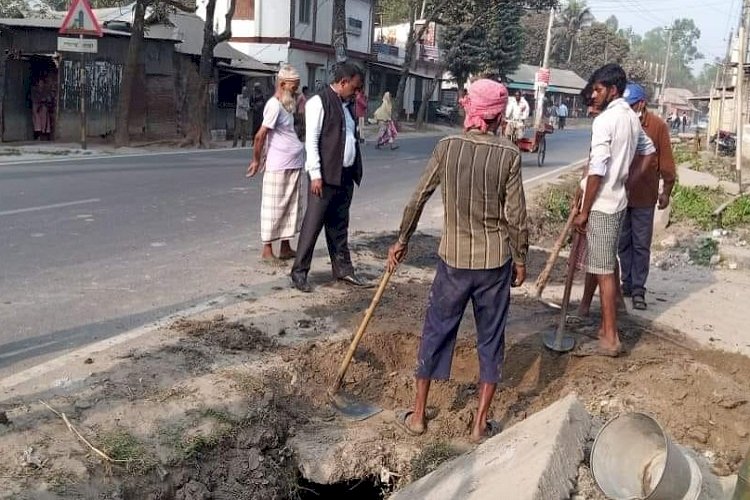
[0, 129, 591, 376]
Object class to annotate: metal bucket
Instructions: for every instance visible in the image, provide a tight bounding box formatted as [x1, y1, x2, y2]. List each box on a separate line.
[591, 413, 702, 500]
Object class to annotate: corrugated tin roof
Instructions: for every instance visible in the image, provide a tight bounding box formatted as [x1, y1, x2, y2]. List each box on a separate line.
[0, 15, 173, 39]
[507, 64, 587, 91]
[0, 9, 273, 74]
[147, 13, 274, 73]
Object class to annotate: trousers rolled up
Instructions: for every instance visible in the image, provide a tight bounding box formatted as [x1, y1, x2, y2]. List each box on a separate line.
[291, 168, 355, 280]
[618, 206, 655, 297]
[416, 259, 512, 384]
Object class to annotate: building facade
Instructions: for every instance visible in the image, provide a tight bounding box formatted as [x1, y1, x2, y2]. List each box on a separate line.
[197, 0, 375, 92]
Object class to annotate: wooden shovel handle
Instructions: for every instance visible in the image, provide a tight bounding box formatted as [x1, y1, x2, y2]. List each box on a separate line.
[535, 204, 578, 297]
[329, 270, 394, 394]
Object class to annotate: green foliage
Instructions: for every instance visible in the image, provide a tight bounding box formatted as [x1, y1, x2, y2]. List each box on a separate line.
[410, 441, 461, 480]
[723, 195, 750, 228]
[521, 12, 548, 66]
[689, 237, 718, 266]
[566, 22, 629, 79]
[98, 429, 154, 474]
[540, 183, 574, 223]
[671, 184, 724, 229]
[672, 144, 697, 165]
[441, 0, 525, 84]
[630, 19, 701, 89]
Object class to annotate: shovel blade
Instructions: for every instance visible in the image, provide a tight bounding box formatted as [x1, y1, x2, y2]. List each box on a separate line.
[543, 329, 576, 353]
[329, 391, 382, 421]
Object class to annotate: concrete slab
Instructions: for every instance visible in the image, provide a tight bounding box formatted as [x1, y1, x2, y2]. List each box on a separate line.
[678, 165, 741, 195]
[389, 394, 591, 500]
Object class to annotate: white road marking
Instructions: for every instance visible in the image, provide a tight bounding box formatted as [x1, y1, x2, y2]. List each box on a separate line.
[0, 198, 101, 217]
[522, 158, 587, 186]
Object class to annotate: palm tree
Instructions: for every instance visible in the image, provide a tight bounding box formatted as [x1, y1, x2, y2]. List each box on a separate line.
[554, 0, 595, 64]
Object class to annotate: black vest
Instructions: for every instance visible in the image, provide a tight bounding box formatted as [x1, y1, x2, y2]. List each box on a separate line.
[318, 86, 363, 187]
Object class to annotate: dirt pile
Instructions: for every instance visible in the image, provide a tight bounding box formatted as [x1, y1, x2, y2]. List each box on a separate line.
[1, 233, 749, 498]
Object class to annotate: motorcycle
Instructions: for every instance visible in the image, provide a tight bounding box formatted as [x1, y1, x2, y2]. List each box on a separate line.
[710, 130, 737, 157]
[435, 104, 458, 125]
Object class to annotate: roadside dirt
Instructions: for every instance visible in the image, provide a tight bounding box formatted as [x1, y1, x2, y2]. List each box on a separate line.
[1, 233, 749, 499]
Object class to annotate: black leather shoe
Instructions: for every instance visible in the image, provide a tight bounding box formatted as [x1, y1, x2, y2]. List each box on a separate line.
[290, 273, 312, 293]
[337, 274, 374, 288]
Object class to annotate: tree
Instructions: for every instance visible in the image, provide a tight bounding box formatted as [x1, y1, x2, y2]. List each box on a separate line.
[521, 12, 549, 66]
[604, 14, 618, 32]
[332, 0, 347, 64]
[115, 0, 195, 147]
[630, 18, 702, 90]
[566, 22, 628, 79]
[554, 0, 594, 64]
[442, 0, 524, 86]
[183, 0, 236, 147]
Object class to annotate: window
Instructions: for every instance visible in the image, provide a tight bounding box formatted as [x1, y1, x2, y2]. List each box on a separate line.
[235, 0, 254, 20]
[298, 0, 311, 24]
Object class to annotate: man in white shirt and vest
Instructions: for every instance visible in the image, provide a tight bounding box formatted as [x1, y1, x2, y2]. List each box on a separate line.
[291, 63, 371, 293]
[573, 64, 655, 357]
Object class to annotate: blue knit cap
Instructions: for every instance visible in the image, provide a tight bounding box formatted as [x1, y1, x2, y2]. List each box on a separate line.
[623, 83, 647, 105]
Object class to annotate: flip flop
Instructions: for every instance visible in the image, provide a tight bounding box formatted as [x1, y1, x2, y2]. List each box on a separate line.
[470, 420, 502, 445]
[632, 295, 647, 310]
[394, 410, 426, 436]
[278, 253, 296, 261]
[566, 314, 596, 327]
[573, 341, 622, 358]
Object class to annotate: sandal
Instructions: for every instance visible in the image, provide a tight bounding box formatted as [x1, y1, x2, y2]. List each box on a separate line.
[470, 420, 502, 444]
[632, 295, 647, 310]
[566, 314, 596, 327]
[573, 341, 622, 358]
[394, 410, 426, 436]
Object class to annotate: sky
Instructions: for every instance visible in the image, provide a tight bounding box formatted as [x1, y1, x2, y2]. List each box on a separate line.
[587, 0, 743, 73]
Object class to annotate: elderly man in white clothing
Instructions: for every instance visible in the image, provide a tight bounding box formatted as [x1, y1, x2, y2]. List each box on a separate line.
[247, 65, 305, 263]
[573, 64, 655, 358]
[504, 90, 529, 141]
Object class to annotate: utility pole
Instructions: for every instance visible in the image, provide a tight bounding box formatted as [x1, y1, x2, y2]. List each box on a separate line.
[659, 26, 674, 116]
[736, 0, 748, 192]
[533, 7, 555, 133]
[716, 30, 734, 155]
[708, 61, 722, 147]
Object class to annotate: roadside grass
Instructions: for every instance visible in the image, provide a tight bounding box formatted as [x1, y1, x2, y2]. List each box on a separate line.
[671, 184, 725, 229]
[98, 429, 155, 474]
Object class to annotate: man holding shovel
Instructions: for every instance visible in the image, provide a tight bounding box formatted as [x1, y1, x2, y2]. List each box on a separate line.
[387, 78, 528, 443]
[573, 65, 655, 357]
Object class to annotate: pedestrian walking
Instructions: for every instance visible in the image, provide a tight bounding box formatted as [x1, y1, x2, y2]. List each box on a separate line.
[387, 78, 528, 443]
[233, 86, 251, 147]
[618, 83, 676, 310]
[250, 82, 266, 138]
[557, 101, 569, 129]
[355, 89, 368, 144]
[573, 64, 655, 357]
[246, 65, 305, 263]
[681, 112, 688, 133]
[373, 92, 399, 150]
[290, 63, 370, 293]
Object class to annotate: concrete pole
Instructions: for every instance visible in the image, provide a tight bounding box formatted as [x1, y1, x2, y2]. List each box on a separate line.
[533, 7, 555, 132]
[716, 30, 733, 155]
[659, 27, 674, 117]
[736, 0, 747, 192]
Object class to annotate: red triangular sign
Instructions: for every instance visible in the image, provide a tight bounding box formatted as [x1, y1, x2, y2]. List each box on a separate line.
[60, 0, 103, 37]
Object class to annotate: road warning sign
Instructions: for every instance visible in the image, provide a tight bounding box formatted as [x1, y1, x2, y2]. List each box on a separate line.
[59, 0, 103, 37]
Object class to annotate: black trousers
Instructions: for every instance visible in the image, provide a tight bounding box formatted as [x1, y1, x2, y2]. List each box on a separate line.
[291, 168, 355, 280]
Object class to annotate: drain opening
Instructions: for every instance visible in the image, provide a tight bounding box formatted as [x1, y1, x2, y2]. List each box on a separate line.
[297, 476, 389, 499]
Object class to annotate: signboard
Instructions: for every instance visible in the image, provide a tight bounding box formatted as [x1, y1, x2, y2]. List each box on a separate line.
[59, 0, 103, 37]
[57, 37, 98, 53]
[535, 68, 551, 87]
